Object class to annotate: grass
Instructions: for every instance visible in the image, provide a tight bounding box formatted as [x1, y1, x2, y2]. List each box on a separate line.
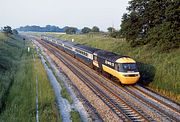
[47, 33, 180, 103]
[70, 109, 81, 122]
[0, 33, 24, 112]
[61, 87, 73, 104]
[0, 33, 60, 121]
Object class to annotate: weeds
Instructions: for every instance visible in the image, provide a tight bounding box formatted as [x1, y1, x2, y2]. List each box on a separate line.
[70, 109, 81, 122]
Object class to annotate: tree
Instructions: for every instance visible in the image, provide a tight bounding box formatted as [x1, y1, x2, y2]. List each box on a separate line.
[3, 26, 12, 34]
[107, 27, 120, 38]
[12, 29, 18, 35]
[65, 27, 77, 34]
[92, 26, 100, 32]
[81, 27, 91, 34]
[120, 0, 180, 51]
[107, 27, 115, 33]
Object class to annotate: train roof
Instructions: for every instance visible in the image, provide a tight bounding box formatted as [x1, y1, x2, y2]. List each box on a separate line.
[42, 35, 54, 39]
[94, 50, 129, 62]
[75, 44, 99, 53]
[56, 38, 66, 43]
[63, 40, 79, 46]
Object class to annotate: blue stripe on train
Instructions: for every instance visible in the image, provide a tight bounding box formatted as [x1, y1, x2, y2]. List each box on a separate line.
[64, 48, 75, 56]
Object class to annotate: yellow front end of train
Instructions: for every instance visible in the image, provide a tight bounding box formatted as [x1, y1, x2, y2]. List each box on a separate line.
[102, 57, 140, 84]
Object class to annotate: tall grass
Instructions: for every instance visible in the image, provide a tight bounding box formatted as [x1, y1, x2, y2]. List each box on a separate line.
[0, 33, 60, 121]
[0, 33, 24, 112]
[49, 33, 180, 103]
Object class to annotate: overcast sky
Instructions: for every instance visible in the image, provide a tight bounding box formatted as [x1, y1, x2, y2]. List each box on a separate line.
[0, 0, 129, 31]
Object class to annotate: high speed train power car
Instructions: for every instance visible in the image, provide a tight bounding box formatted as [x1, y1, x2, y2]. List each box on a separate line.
[41, 35, 140, 85]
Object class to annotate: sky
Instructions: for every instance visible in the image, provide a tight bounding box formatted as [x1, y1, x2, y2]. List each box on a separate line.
[0, 0, 129, 31]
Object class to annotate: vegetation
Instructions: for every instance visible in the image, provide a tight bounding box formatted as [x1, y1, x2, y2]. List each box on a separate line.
[17, 25, 67, 32]
[107, 27, 115, 33]
[81, 26, 100, 34]
[109, 0, 180, 52]
[0, 33, 21, 112]
[0, 33, 60, 121]
[2, 26, 13, 34]
[2, 26, 18, 35]
[81, 27, 91, 34]
[49, 33, 180, 103]
[107, 27, 122, 38]
[12, 29, 18, 35]
[61, 87, 73, 104]
[65, 27, 78, 34]
[70, 110, 81, 122]
[91, 26, 100, 32]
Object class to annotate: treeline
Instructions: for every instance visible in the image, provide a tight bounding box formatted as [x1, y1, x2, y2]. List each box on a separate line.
[111, 0, 180, 51]
[65, 26, 100, 34]
[17, 25, 65, 32]
[17, 25, 101, 34]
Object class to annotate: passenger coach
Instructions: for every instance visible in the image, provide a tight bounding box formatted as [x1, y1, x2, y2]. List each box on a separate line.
[74, 45, 99, 67]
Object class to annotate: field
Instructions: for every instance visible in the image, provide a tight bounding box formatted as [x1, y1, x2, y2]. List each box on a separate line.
[0, 33, 60, 121]
[46, 33, 180, 103]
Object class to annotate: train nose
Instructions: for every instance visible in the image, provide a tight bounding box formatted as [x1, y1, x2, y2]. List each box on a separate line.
[119, 73, 140, 84]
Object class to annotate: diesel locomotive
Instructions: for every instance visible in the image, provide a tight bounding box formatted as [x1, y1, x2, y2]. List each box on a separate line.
[41, 35, 140, 85]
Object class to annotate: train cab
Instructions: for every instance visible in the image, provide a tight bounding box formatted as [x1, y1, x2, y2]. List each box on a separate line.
[114, 58, 140, 84]
[93, 50, 140, 84]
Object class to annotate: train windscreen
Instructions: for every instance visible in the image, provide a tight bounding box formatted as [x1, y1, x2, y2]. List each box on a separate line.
[119, 63, 138, 72]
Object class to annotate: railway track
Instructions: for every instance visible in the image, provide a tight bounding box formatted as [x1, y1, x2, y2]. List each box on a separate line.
[134, 85, 180, 113]
[37, 39, 180, 122]
[126, 85, 180, 120]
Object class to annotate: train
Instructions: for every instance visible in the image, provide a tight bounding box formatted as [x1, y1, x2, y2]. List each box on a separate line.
[41, 35, 140, 85]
